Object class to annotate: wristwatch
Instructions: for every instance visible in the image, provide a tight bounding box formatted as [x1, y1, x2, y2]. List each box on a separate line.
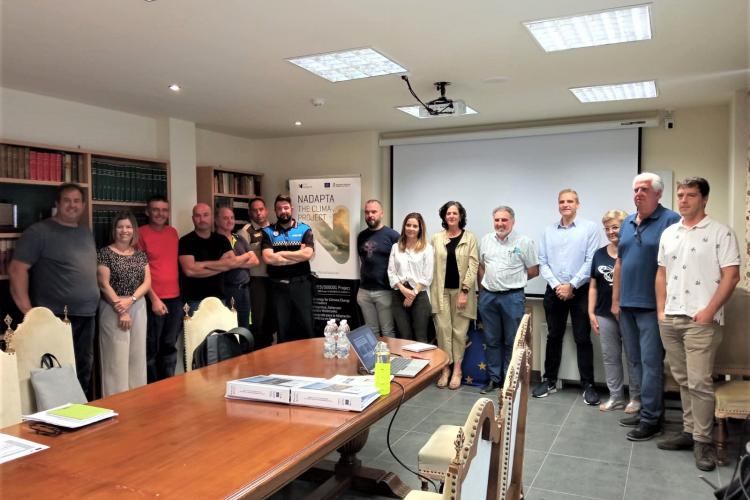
[130, 295, 137, 303]
[461, 287, 469, 294]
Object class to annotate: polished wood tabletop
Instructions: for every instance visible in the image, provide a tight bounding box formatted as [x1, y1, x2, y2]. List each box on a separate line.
[0, 337, 448, 499]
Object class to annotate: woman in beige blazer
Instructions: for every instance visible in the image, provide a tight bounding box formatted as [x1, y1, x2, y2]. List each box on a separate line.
[430, 201, 479, 389]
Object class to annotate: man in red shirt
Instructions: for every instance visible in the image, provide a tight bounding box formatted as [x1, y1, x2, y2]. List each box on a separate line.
[139, 196, 183, 382]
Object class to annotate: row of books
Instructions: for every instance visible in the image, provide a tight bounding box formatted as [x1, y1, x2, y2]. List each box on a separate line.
[213, 172, 256, 196]
[92, 209, 148, 249]
[0, 239, 16, 276]
[92, 160, 167, 203]
[0, 145, 85, 182]
[226, 374, 381, 412]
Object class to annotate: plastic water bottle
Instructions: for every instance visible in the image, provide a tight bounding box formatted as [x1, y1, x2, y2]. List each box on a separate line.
[323, 319, 337, 359]
[374, 341, 391, 395]
[336, 319, 351, 359]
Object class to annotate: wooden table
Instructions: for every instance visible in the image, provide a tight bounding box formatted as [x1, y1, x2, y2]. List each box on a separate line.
[0, 337, 448, 499]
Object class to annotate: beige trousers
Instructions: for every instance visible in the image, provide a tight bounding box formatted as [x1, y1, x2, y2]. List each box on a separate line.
[660, 315, 722, 443]
[433, 289, 471, 365]
[99, 298, 147, 397]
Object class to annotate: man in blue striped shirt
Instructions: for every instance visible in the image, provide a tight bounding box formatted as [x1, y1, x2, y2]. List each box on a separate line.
[534, 189, 602, 406]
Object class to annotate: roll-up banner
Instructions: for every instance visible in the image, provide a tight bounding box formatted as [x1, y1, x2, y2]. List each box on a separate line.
[289, 176, 361, 333]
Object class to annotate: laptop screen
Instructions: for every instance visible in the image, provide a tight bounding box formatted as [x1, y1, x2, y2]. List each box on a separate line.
[347, 325, 379, 372]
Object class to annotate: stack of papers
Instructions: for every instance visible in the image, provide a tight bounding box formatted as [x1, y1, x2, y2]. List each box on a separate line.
[22, 403, 117, 429]
[402, 342, 437, 352]
[0, 434, 48, 464]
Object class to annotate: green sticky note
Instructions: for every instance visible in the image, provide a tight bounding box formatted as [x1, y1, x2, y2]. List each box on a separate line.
[47, 404, 111, 420]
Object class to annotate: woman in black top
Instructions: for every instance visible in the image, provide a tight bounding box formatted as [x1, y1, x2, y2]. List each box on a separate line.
[588, 209, 640, 413]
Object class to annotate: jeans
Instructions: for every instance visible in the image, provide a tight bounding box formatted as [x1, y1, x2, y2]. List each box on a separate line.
[271, 275, 314, 343]
[146, 297, 184, 383]
[225, 283, 251, 330]
[67, 315, 96, 400]
[357, 288, 395, 337]
[542, 284, 594, 385]
[619, 307, 663, 425]
[391, 290, 431, 342]
[479, 289, 525, 385]
[250, 277, 276, 349]
[596, 314, 640, 401]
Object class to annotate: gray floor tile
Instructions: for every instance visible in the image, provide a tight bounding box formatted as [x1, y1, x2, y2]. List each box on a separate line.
[444, 390, 494, 413]
[414, 408, 468, 435]
[358, 425, 407, 460]
[552, 420, 632, 465]
[373, 404, 434, 431]
[523, 449, 546, 488]
[532, 454, 627, 499]
[527, 399, 573, 426]
[373, 430, 433, 463]
[525, 487, 601, 499]
[525, 422, 561, 452]
[403, 385, 456, 408]
[627, 442, 720, 492]
[625, 464, 719, 500]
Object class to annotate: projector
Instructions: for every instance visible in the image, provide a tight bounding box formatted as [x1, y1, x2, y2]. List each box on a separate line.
[418, 98, 468, 118]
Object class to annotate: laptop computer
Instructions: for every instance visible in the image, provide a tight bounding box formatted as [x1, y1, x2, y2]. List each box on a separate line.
[347, 325, 430, 378]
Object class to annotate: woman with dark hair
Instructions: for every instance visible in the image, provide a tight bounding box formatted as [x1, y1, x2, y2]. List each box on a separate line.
[388, 212, 433, 342]
[97, 211, 151, 397]
[430, 201, 479, 389]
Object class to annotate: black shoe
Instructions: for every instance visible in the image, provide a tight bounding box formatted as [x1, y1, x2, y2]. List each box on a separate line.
[627, 422, 662, 441]
[619, 415, 640, 428]
[480, 380, 500, 394]
[532, 379, 557, 398]
[694, 442, 717, 471]
[582, 384, 600, 406]
[657, 432, 694, 451]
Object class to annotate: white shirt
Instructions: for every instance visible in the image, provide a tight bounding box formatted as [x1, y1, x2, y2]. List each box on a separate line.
[387, 243, 434, 293]
[658, 216, 740, 325]
[479, 231, 538, 291]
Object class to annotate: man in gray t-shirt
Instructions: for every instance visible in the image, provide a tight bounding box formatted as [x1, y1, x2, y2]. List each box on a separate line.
[10, 184, 99, 397]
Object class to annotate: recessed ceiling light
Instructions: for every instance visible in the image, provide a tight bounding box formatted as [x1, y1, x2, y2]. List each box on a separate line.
[287, 47, 406, 83]
[168, 84, 181, 92]
[396, 105, 479, 119]
[570, 80, 658, 102]
[294, 121, 303, 126]
[524, 4, 652, 52]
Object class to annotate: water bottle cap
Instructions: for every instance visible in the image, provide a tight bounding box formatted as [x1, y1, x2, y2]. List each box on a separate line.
[340, 320, 348, 325]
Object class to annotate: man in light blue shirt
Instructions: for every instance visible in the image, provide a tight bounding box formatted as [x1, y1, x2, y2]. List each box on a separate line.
[478, 206, 539, 394]
[534, 189, 602, 405]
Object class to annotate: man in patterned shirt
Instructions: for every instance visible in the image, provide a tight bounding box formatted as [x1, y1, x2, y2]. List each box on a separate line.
[655, 177, 740, 471]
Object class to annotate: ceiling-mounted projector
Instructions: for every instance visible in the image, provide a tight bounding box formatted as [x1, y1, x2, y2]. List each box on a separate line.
[401, 76, 473, 118]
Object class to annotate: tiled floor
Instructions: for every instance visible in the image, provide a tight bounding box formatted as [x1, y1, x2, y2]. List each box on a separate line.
[272, 384, 745, 499]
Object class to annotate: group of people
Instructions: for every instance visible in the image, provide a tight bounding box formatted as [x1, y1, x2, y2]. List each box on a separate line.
[8, 186, 315, 398]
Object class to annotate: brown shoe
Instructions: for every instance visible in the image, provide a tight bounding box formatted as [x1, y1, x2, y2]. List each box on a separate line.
[694, 442, 717, 471]
[657, 432, 694, 451]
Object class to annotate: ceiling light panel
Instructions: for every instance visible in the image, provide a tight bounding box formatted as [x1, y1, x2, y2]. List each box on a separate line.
[287, 48, 406, 82]
[570, 80, 658, 102]
[396, 105, 478, 119]
[524, 4, 652, 52]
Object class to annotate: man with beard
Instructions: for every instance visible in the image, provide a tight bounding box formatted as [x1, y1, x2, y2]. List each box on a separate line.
[356, 199, 400, 337]
[262, 194, 315, 342]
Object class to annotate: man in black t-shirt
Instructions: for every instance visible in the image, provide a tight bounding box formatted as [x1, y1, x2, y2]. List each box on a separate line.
[178, 203, 235, 314]
[356, 199, 399, 337]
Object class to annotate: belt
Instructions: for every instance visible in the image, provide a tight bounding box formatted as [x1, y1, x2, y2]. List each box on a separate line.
[226, 283, 249, 289]
[271, 275, 310, 285]
[487, 287, 524, 294]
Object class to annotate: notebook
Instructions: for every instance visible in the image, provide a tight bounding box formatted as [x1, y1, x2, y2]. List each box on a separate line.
[347, 325, 430, 378]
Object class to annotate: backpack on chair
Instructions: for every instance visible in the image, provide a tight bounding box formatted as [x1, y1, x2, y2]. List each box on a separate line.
[192, 327, 254, 370]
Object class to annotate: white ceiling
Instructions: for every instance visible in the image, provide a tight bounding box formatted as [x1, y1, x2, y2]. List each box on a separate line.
[2, 0, 748, 139]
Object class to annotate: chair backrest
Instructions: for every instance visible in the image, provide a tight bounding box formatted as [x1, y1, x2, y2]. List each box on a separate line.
[492, 345, 531, 500]
[714, 287, 749, 376]
[12, 307, 76, 414]
[512, 313, 532, 353]
[442, 397, 501, 500]
[183, 297, 238, 372]
[1, 345, 22, 426]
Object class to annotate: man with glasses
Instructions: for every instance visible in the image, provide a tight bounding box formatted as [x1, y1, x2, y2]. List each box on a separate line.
[612, 172, 680, 441]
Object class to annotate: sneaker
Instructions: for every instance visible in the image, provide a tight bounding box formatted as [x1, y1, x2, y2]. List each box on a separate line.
[599, 398, 627, 412]
[619, 415, 640, 427]
[624, 400, 641, 414]
[480, 380, 500, 394]
[694, 442, 717, 471]
[657, 432, 694, 451]
[627, 422, 662, 441]
[532, 379, 557, 398]
[582, 384, 600, 406]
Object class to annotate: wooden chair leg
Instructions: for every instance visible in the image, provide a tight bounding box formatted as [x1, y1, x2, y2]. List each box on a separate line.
[420, 480, 428, 491]
[715, 417, 728, 466]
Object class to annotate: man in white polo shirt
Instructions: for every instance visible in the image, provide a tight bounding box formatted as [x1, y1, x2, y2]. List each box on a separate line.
[478, 205, 539, 394]
[655, 177, 740, 472]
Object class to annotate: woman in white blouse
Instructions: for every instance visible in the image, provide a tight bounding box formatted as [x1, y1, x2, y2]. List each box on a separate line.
[388, 212, 434, 343]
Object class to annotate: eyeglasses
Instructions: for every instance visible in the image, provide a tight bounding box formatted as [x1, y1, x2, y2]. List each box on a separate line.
[28, 422, 62, 437]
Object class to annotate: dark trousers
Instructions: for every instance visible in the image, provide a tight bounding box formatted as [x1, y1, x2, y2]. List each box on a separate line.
[479, 288, 526, 385]
[224, 283, 251, 331]
[542, 284, 594, 385]
[146, 297, 184, 383]
[391, 290, 432, 342]
[250, 277, 276, 349]
[271, 275, 314, 343]
[68, 315, 96, 400]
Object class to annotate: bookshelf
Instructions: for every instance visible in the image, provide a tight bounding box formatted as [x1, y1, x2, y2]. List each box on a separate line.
[196, 166, 263, 230]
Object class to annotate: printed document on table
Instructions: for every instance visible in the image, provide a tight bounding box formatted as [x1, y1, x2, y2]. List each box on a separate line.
[0, 433, 48, 464]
